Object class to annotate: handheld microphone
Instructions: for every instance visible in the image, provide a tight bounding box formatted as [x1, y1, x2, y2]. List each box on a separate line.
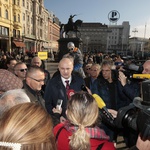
[92, 94, 114, 120]
[132, 74, 150, 79]
[67, 89, 75, 100]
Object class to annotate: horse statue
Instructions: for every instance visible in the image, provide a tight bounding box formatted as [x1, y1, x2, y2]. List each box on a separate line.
[60, 19, 83, 38]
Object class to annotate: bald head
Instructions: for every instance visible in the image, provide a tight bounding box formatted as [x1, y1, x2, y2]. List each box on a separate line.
[31, 57, 42, 67]
[142, 60, 150, 74]
[58, 58, 74, 79]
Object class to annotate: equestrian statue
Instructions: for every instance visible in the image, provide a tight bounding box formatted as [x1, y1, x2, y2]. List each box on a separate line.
[60, 14, 83, 38]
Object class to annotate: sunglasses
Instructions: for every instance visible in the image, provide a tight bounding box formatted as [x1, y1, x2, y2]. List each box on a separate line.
[69, 48, 74, 51]
[86, 68, 91, 70]
[19, 68, 28, 72]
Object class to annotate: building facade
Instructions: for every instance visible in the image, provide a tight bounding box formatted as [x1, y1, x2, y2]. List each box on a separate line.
[22, 0, 49, 54]
[107, 21, 130, 54]
[129, 37, 149, 57]
[0, 0, 24, 54]
[0, 0, 60, 55]
[46, 12, 60, 53]
[79, 22, 108, 53]
[78, 21, 130, 55]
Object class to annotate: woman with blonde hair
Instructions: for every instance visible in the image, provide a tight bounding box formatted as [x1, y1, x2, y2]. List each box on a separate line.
[54, 91, 115, 150]
[0, 103, 56, 150]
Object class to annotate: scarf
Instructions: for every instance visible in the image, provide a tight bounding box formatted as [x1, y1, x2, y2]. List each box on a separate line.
[63, 121, 110, 140]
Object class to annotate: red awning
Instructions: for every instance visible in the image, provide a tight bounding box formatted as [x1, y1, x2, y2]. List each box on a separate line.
[13, 41, 26, 48]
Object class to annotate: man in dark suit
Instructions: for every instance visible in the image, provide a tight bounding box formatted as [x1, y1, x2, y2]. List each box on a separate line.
[44, 56, 85, 123]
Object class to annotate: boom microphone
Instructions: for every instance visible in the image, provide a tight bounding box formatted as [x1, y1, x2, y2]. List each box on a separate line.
[92, 94, 114, 120]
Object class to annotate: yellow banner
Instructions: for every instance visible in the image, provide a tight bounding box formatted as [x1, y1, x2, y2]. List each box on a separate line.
[38, 52, 48, 60]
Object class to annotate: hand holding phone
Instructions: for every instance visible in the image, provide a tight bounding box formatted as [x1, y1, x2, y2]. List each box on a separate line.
[56, 99, 63, 110]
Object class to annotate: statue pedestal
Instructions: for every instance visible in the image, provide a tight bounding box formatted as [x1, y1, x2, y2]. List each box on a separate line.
[57, 37, 82, 61]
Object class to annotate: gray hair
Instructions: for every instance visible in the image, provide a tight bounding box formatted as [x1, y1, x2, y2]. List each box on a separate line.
[0, 89, 30, 117]
[62, 54, 74, 63]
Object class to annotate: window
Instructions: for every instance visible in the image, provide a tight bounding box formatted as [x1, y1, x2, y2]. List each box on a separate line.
[27, 2, 29, 9]
[31, 26, 33, 34]
[13, 29, 16, 37]
[5, 10, 8, 19]
[17, 0, 19, 5]
[37, 6, 39, 14]
[2, 27, 4, 35]
[23, 25, 25, 34]
[13, 0, 15, 5]
[5, 28, 9, 36]
[17, 30, 20, 37]
[23, 13, 25, 21]
[39, 6, 41, 14]
[30, 2, 33, 11]
[13, 15, 16, 22]
[0, 8, 1, 17]
[27, 28, 29, 34]
[27, 15, 29, 22]
[1, 26, 9, 36]
[18, 14, 20, 22]
[22, 0, 25, 7]
[40, 18, 42, 26]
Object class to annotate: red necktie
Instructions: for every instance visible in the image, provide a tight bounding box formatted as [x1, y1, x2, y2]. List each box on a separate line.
[65, 80, 70, 92]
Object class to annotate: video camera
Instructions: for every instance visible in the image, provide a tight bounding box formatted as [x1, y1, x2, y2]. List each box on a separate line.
[122, 63, 143, 78]
[115, 80, 150, 140]
[113, 56, 144, 80]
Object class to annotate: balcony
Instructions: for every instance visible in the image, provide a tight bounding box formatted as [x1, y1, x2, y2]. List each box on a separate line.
[13, 5, 21, 11]
[24, 34, 36, 40]
[13, 22, 22, 29]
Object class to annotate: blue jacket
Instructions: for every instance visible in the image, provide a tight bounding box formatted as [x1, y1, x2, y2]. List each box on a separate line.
[44, 74, 85, 117]
[97, 75, 140, 110]
[84, 77, 99, 94]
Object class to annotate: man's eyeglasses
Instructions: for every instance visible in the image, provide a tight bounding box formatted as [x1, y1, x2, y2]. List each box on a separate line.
[102, 69, 111, 72]
[28, 76, 45, 83]
[18, 68, 28, 72]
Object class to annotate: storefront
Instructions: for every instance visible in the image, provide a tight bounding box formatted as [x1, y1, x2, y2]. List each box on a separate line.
[12, 37, 26, 54]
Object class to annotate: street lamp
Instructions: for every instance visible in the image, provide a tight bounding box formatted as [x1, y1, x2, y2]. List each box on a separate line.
[132, 28, 138, 57]
[106, 36, 109, 54]
[122, 35, 125, 55]
[85, 36, 90, 52]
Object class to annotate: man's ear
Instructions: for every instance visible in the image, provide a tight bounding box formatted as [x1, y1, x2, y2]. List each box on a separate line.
[26, 77, 31, 82]
[66, 110, 67, 115]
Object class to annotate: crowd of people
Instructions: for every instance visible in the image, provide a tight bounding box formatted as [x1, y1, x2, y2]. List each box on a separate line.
[0, 41, 150, 150]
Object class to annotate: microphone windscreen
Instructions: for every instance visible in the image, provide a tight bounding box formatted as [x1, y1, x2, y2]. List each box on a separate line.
[67, 89, 75, 100]
[92, 94, 106, 109]
[132, 74, 150, 79]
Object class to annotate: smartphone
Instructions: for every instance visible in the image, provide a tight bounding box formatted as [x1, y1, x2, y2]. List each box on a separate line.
[56, 99, 63, 110]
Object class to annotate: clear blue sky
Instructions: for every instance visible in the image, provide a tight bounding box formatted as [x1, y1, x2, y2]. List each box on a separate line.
[44, 0, 150, 38]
